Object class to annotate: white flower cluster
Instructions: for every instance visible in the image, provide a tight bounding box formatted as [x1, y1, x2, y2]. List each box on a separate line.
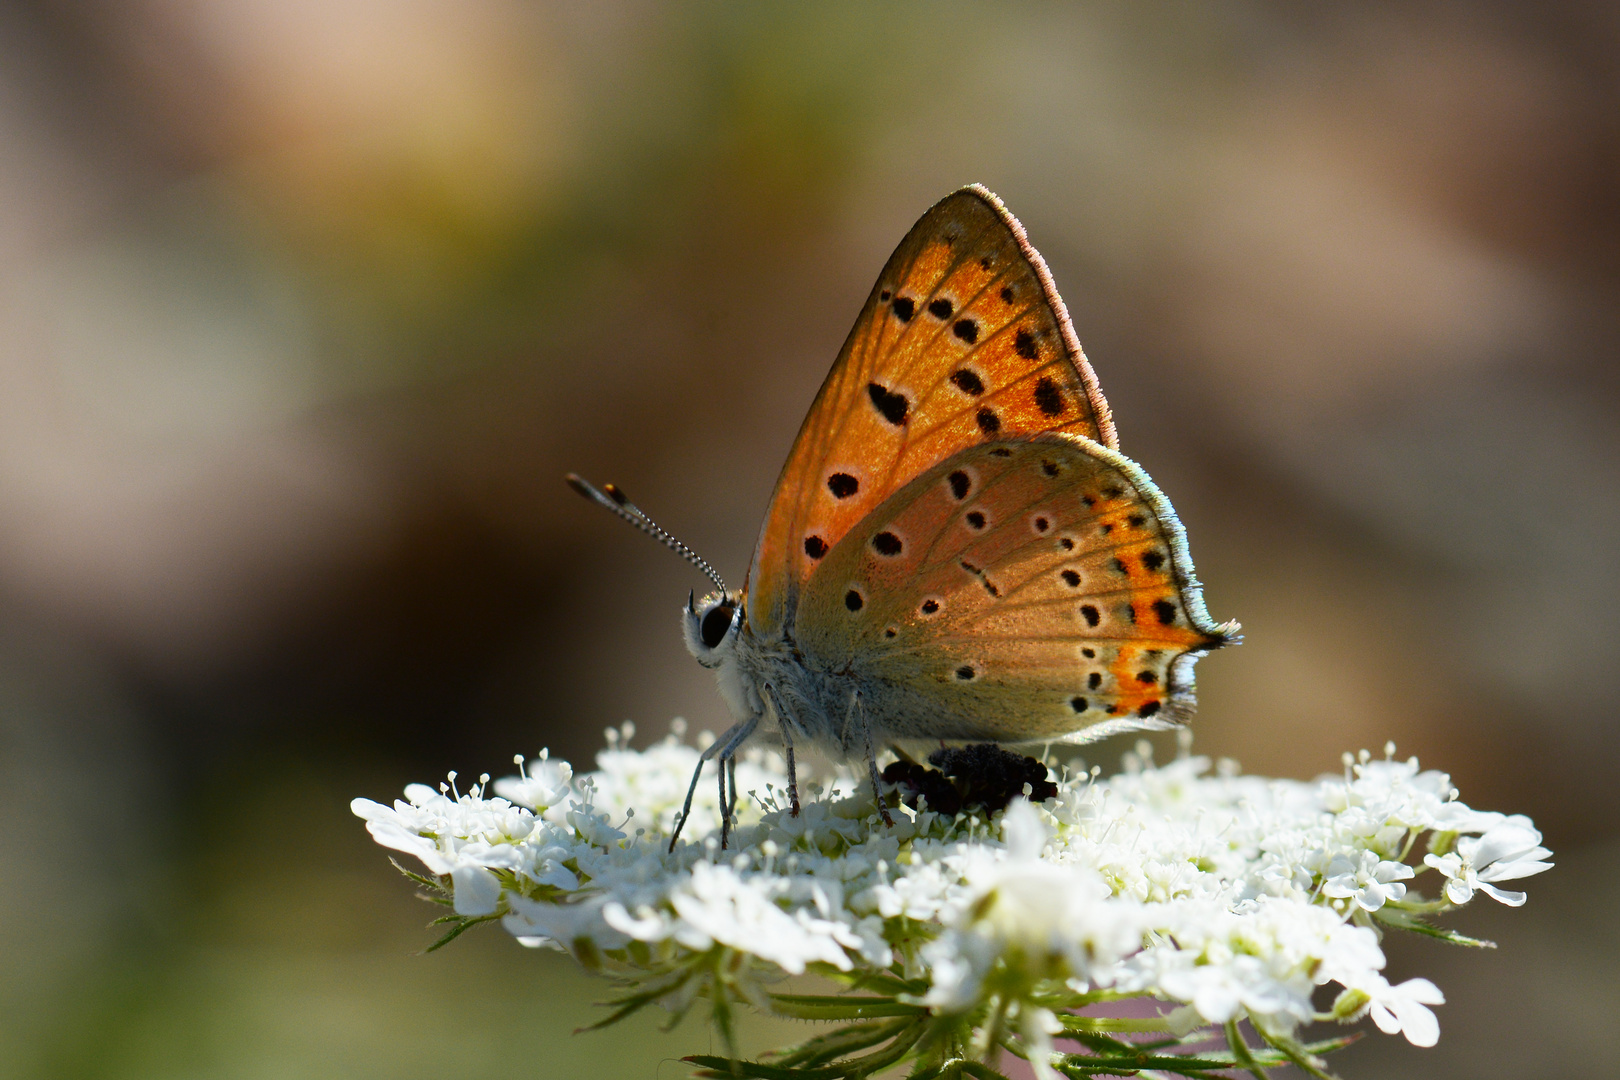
[353, 729, 1550, 1059]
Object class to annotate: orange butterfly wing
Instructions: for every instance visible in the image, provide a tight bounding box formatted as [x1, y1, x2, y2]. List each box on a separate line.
[793, 434, 1235, 744]
[748, 185, 1116, 640]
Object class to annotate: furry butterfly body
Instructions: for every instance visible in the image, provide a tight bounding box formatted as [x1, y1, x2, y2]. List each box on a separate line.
[572, 185, 1235, 844]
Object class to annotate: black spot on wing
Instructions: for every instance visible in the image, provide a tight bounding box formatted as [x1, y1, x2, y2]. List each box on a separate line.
[879, 289, 891, 302]
[1137, 671, 1158, 684]
[953, 319, 979, 344]
[999, 286, 1014, 303]
[955, 665, 975, 681]
[1080, 604, 1100, 627]
[1033, 516, 1049, 532]
[891, 296, 915, 322]
[1153, 599, 1178, 625]
[1113, 557, 1130, 575]
[928, 298, 953, 319]
[1127, 513, 1146, 528]
[867, 383, 909, 425]
[948, 470, 971, 500]
[872, 531, 903, 556]
[827, 473, 859, 499]
[1142, 551, 1165, 571]
[965, 511, 986, 530]
[976, 407, 1000, 435]
[804, 535, 828, 559]
[989, 447, 1012, 457]
[1014, 328, 1038, 360]
[1088, 672, 1102, 690]
[845, 590, 864, 612]
[1138, 701, 1161, 718]
[950, 368, 985, 396]
[920, 599, 940, 615]
[1034, 377, 1064, 416]
[1070, 696, 1088, 713]
[1060, 537, 1075, 550]
[1041, 459, 1059, 477]
[1081, 647, 1095, 658]
[1060, 569, 1081, 587]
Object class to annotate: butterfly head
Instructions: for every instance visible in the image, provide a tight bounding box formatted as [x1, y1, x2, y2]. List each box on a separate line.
[683, 590, 741, 669]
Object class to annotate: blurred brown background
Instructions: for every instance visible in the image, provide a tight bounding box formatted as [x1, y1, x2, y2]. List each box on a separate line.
[1, 3, 1614, 1077]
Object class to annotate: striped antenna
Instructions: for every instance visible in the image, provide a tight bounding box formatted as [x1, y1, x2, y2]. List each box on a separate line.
[565, 474, 729, 596]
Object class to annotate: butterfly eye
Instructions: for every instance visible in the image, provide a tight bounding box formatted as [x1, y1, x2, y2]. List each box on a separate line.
[700, 602, 735, 649]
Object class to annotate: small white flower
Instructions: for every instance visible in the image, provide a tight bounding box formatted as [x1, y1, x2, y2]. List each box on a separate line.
[1321, 850, 1414, 911]
[1424, 818, 1553, 906]
[1358, 974, 1446, 1047]
[669, 862, 858, 974]
[975, 802, 1142, 974]
[504, 893, 627, 952]
[350, 790, 547, 915]
[922, 802, 1141, 1010]
[493, 753, 573, 812]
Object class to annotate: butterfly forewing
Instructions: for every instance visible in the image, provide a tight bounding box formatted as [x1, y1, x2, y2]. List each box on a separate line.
[795, 434, 1233, 744]
[749, 185, 1116, 640]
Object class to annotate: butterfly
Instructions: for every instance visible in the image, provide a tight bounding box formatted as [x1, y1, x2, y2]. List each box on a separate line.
[569, 185, 1237, 849]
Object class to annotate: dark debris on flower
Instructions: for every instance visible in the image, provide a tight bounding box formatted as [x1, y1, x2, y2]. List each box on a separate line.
[881, 743, 1058, 816]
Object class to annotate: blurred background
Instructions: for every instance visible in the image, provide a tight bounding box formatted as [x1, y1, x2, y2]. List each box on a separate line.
[0, 2, 1614, 1076]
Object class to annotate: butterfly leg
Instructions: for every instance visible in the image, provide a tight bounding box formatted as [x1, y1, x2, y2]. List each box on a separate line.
[715, 748, 747, 849]
[764, 684, 801, 817]
[851, 691, 895, 828]
[717, 757, 729, 850]
[668, 713, 759, 853]
[729, 757, 741, 835]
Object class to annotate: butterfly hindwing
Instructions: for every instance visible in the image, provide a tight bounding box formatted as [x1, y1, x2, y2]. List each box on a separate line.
[795, 434, 1234, 744]
[749, 185, 1117, 640]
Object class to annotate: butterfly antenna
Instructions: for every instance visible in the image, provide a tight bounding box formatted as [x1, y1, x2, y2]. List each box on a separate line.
[565, 473, 729, 596]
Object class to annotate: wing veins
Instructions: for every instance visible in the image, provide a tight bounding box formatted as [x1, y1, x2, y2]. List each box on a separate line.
[904, 293, 1046, 421]
[864, 632, 1208, 663]
[979, 534, 1172, 606]
[880, 217, 1007, 496]
[906, 355, 1089, 447]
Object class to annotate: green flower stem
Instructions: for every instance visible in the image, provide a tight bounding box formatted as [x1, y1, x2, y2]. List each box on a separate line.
[1059, 1013, 1180, 1034]
[1253, 1028, 1342, 1080]
[686, 1017, 927, 1079]
[765, 994, 925, 1021]
[768, 1018, 916, 1068]
[1224, 1020, 1268, 1080]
